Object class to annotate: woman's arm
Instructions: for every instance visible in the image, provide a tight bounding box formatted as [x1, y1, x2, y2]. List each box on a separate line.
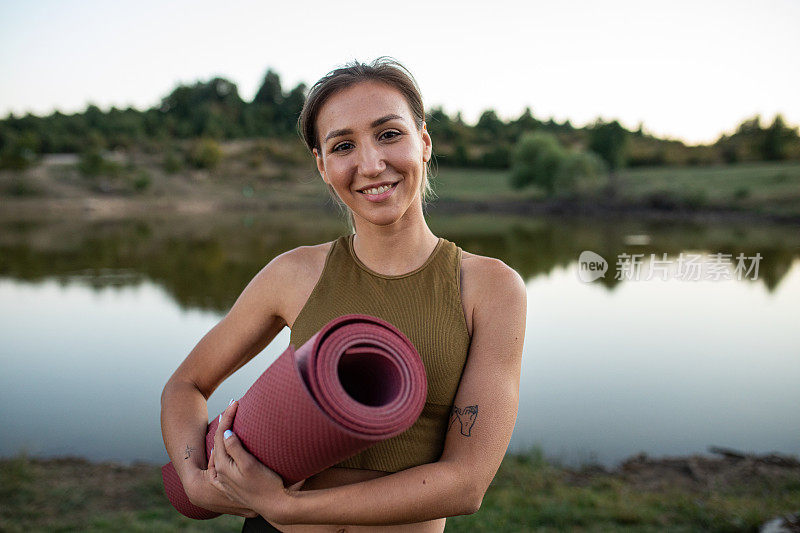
[160, 249, 300, 514]
[212, 257, 527, 525]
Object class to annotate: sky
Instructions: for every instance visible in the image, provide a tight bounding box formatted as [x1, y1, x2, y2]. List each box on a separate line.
[1, 0, 798, 145]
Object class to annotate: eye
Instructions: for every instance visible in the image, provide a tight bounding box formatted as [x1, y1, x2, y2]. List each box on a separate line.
[379, 130, 402, 141]
[332, 141, 354, 152]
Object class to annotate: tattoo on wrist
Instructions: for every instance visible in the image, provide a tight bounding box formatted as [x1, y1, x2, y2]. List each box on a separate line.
[184, 444, 196, 460]
[448, 404, 478, 436]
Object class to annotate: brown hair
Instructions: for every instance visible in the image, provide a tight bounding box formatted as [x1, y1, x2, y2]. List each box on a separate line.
[297, 57, 435, 230]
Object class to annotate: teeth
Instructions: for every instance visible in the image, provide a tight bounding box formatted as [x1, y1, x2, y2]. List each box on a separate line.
[362, 184, 393, 195]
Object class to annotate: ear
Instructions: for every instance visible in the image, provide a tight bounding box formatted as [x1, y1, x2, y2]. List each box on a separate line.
[313, 148, 328, 184]
[421, 122, 432, 163]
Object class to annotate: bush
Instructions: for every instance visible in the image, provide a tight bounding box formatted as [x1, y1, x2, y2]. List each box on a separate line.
[132, 170, 152, 192]
[188, 138, 222, 169]
[510, 132, 565, 194]
[4, 177, 41, 196]
[511, 132, 606, 196]
[734, 187, 750, 200]
[0, 131, 39, 170]
[554, 150, 607, 195]
[77, 150, 121, 177]
[589, 120, 629, 170]
[162, 151, 184, 174]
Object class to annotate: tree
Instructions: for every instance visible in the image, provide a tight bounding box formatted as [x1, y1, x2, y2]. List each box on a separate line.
[0, 129, 40, 170]
[589, 120, 628, 196]
[511, 132, 607, 196]
[428, 107, 457, 142]
[589, 120, 628, 170]
[761, 114, 797, 161]
[510, 132, 565, 194]
[514, 107, 539, 131]
[279, 83, 307, 132]
[253, 69, 284, 107]
[553, 150, 606, 195]
[476, 109, 504, 139]
[159, 77, 245, 138]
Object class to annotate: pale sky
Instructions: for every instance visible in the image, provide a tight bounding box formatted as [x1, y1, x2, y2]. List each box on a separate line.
[1, 0, 798, 144]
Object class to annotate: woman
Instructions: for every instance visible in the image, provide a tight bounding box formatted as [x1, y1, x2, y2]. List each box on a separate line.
[160, 57, 527, 532]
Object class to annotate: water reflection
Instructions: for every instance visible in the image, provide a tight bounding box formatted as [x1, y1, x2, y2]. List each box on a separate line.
[2, 213, 798, 311]
[1, 212, 798, 467]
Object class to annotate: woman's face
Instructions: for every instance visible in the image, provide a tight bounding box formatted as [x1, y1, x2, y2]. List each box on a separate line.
[313, 80, 432, 228]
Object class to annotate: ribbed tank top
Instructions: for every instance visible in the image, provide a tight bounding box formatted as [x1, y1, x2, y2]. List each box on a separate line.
[289, 234, 472, 472]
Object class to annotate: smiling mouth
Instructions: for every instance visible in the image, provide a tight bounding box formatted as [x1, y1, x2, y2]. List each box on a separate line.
[359, 182, 398, 196]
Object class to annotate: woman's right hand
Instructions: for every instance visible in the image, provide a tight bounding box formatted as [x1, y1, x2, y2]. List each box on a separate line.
[184, 465, 260, 518]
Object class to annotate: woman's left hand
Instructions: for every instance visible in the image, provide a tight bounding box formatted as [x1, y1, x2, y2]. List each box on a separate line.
[209, 400, 295, 522]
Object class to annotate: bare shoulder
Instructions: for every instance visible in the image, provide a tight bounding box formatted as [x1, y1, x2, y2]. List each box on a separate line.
[262, 240, 335, 326]
[269, 240, 334, 279]
[461, 250, 525, 297]
[460, 250, 526, 328]
[234, 240, 335, 326]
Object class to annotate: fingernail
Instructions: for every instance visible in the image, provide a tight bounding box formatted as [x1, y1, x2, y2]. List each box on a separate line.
[228, 398, 235, 406]
[210, 446, 214, 454]
[218, 414, 222, 424]
[224, 430, 234, 440]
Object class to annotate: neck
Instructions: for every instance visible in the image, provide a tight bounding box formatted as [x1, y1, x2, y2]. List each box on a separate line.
[350, 203, 439, 277]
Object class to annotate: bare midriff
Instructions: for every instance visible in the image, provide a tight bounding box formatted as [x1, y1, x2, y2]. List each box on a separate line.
[267, 467, 446, 533]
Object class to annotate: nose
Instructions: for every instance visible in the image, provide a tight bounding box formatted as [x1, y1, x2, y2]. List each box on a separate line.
[357, 141, 385, 178]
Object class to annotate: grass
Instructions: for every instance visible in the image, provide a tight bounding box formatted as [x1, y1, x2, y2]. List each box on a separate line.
[618, 161, 800, 216]
[2, 450, 798, 532]
[0, 454, 244, 532]
[447, 452, 800, 532]
[431, 161, 800, 218]
[431, 167, 544, 202]
[4, 158, 800, 220]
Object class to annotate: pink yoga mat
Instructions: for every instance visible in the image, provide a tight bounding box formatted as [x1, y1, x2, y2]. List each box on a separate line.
[162, 314, 427, 519]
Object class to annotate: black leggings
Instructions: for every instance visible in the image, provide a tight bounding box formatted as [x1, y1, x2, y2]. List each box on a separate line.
[241, 516, 283, 532]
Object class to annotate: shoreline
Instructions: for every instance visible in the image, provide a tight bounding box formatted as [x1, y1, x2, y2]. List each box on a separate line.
[3, 447, 798, 531]
[2, 194, 800, 226]
[4, 444, 798, 476]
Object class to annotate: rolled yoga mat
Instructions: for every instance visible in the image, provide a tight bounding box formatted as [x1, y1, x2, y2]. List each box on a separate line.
[162, 314, 427, 519]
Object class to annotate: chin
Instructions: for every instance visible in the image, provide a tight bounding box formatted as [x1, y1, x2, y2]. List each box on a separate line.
[353, 206, 409, 227]
[358, 214, 401, 227]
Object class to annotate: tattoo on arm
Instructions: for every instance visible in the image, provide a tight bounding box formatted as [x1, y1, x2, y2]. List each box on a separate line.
[184, 444, 196, 460]
[448, 404, 479, 436]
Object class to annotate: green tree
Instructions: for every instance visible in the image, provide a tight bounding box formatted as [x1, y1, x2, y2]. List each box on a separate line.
[428, 107, 457, 143]
[476, 109, 504, 139]
[589, 120, 628, 195]
[0, 130, 40, 170]
[159, 78, 244, 138]
[249, 69, 284, 136]
[589, 120, 628, 170]
[510, 131, 566, 195]
[554, 150, 606, 195]
[253, 69, 284, 107]
[511, 107, 539, 136]
[280, 83, 307, 132]
[761, 114, 797, 161]
[250, 71, 306, 135]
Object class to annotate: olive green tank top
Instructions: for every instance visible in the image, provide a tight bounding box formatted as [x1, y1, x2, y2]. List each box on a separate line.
[290, 233, 472, 472]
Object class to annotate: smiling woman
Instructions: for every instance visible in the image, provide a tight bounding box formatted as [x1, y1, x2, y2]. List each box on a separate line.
[310, 80, 431, 232]
[299, 60, 435, 233]
[159, 57, 527, 533]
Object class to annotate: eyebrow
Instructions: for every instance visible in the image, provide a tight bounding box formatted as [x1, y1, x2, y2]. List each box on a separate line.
[323, 114, 404, 144]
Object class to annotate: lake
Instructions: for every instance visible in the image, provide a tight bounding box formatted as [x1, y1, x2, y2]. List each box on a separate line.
[1, 210, 798, 468]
